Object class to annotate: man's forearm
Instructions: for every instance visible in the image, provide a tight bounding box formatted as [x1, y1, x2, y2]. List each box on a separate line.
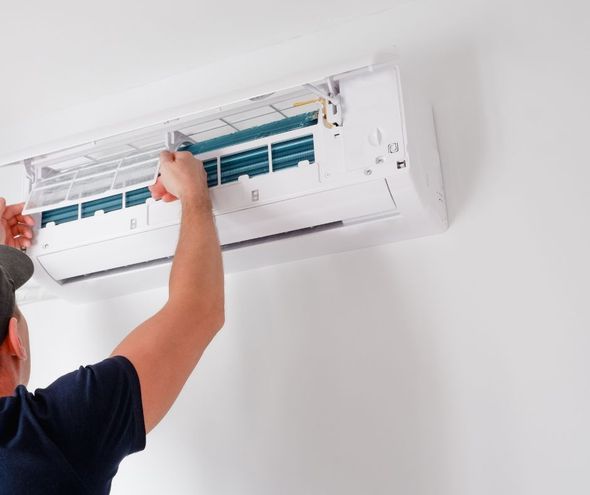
[167, 194, 224, 326]
[111, 153, 224, 433]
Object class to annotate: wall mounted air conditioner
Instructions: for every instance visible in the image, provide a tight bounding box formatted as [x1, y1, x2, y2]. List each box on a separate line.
[5, 60, 447, 301]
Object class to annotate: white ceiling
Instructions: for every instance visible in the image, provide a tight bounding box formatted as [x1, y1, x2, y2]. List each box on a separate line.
[0, 0, 403, 123]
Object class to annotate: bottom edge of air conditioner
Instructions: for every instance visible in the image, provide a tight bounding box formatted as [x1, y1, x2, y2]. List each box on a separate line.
[57, 219, 353, 285]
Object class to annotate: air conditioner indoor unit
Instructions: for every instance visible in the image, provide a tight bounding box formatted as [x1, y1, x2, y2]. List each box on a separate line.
[6, 60, 447, 301]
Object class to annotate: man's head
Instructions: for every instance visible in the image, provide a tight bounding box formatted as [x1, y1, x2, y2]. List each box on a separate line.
[0, 246, 34, 390]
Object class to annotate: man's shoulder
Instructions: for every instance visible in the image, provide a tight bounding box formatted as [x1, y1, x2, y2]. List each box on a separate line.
[0, 355, 146, 493]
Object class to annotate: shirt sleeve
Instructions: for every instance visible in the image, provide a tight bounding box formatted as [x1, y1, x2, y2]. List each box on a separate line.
[28, 356, 146, 488]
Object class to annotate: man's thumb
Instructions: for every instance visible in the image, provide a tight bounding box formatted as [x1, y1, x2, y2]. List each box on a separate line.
[0, 197, 6, 217]
[159, 150, 174, 163]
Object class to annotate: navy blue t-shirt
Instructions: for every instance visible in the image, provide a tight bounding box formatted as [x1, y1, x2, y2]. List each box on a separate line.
[0, 356, 146, 494]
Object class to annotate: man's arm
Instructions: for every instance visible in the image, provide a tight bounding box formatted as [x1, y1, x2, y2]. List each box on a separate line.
[112, 151, 224, 433]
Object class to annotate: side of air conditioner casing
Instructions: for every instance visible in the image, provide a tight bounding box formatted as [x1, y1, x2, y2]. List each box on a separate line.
[13, 62, 447, 302]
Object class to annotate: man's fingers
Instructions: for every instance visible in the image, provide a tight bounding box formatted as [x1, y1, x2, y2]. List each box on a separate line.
[174, 151, 192, 160]
[159, 150, 174, 163]
[16, 237, 31, 249]
[11, 224, 33, 239]
[2, 203, 35, 227]
[149, 188, 163, 200]
[149, 178, 165, 192]
[153, 178, 178, 202]
[149, 178, 170, 200]
[17, 214, 35, 226]
[2, 202, 25, 219]
[6, 232, 32, 249]
[0, 198, 6, 217]
[7, 216, 34, 227]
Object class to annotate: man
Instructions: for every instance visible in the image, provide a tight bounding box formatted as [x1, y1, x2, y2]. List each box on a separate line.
[0, 152, 224, 494]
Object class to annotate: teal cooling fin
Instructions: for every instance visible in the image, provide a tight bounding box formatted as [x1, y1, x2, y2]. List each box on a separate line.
[41, 111, 318, 228]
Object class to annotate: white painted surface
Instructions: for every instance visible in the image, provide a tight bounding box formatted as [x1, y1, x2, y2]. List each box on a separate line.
[0, 1, 400, 123]
[1, 0, 590, 494]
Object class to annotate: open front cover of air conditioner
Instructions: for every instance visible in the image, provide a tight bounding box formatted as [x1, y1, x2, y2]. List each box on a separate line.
[5, 61, 447, 301]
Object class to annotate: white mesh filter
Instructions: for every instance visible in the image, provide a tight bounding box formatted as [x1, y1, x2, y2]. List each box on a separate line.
[21, 86, 320, 214]
[24, 153, 160, 213]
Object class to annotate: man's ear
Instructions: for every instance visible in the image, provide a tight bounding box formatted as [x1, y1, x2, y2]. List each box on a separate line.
[7, 317, 27, 360]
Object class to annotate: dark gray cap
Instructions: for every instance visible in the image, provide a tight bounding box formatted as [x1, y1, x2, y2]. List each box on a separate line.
[0, 246, 34, 342]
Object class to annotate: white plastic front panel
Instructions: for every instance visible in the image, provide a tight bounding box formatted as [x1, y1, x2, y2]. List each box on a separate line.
[339, 66, 405, 172]
[37, 224, 179, 281]
[36, 178, 396, 281]
[216, 178, 395, 245]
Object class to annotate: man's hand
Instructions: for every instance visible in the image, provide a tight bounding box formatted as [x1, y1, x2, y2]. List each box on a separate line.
[0, 199, 34, 249]
[149, 151, 210, 209]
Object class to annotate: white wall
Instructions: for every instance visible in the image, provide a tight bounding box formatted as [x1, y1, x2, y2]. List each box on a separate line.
[2, 0, 590, 494]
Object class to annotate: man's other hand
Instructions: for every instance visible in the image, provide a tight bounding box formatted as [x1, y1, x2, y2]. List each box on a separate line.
[0, 199, 34, 249]
[149, 151, 210, 209]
